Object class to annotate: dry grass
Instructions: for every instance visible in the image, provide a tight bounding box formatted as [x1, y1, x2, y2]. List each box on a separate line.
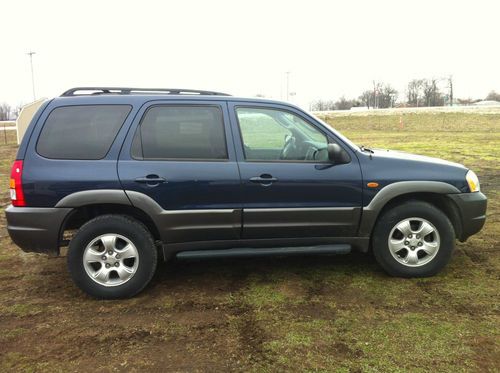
[0, 113, 498, 372]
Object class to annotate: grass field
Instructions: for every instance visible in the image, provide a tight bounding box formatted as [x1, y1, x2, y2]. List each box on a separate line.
[0, 113, 498, 372]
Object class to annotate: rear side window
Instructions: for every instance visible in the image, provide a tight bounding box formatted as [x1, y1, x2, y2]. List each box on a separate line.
[132, 105, 228, 160]
[37, 105, 131, 160]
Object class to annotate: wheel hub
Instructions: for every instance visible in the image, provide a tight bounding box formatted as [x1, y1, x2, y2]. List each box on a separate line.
[102, 252, 120, 266]
[407, 236, 420, 248]
[82, 233, 139, 287]
[387, 217, 440, 267]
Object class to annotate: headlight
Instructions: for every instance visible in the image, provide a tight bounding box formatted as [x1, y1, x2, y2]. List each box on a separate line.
[466, 170, 480, 192]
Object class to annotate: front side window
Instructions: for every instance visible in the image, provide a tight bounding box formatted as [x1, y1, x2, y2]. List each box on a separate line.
[236, 107, 328, 162]
[37, 105, 131, 160]
[132, 105, 228, 160]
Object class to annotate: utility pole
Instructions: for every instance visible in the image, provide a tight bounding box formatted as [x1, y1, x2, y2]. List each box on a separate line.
[448, 75, 453, 106]
[286, 71, 290, 101]
[27, 51, 36, 101]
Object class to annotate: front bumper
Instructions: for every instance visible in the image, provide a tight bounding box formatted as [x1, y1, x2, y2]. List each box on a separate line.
[447, 192, 487, 241]
[5, 205, 72, 255]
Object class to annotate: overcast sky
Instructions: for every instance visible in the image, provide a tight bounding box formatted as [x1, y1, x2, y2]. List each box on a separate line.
[1, 0, 499, 108]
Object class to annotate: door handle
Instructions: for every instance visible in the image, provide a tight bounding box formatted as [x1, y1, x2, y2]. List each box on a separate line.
[134, 175, 167, 185]
[249, 174, 278, 185]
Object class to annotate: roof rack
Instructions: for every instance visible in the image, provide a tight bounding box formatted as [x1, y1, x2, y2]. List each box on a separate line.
[60, 87, 231, 97]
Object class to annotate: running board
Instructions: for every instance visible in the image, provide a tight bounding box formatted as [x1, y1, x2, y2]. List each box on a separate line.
[176, 244, 351, 260]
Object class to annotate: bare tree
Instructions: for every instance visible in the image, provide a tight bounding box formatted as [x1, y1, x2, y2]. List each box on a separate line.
[12, 104, 24, 120]
[0, 103, 12, 121]
[334, 97, 360, 110]
[359, 90, 372, 108]
[422, 79, 444, 106]
[310, 99, 336, 111]
[486, 90, 500, 101]
[359, 84, 397, 109]
[378, 85, 398, 108]
[422, 79, 436, 106]
[407, 79, 424, 106]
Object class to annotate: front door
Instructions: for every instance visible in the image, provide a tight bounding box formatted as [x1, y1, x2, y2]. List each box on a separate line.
[118, 101, 242, 243]
[228, 103, 362, 239]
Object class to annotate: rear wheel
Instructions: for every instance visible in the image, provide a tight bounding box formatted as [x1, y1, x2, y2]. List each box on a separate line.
[372, 201, 455, 277]
[67, 214, 157, 299]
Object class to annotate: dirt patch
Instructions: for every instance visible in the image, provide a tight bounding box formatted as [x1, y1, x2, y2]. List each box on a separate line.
[288, 302, 336, 321]
[415, 280, 490, 318]
[461, 247, 489, 264]
[331, 341, 364, 359]
[469, 336, 500, 373]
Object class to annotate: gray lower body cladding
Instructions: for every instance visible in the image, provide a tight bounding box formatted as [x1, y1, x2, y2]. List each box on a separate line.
[5, 189, 485, 256]
[5, 205, 72, 256]
[447, 192, 487, 241]
[126, 190, 360, 243]
[176, 244, 352, 260]
[5, 203, 368, 256]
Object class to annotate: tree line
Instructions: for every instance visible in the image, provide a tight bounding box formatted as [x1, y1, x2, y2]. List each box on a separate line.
[311, 79, 500, 111]
[0, 103, 23, 121]
[3, 87, 500, 119]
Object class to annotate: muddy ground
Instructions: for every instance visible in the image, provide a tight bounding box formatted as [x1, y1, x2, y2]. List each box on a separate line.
[0, 113, 498, 372]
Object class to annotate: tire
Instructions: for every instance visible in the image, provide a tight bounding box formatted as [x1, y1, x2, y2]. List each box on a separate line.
[372, 200, 455, 277]
[67, 214, 158, 299]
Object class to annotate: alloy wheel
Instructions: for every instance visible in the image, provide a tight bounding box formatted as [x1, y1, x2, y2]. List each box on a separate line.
[82, 234, 139, 287]
[387, 217, 440, 267]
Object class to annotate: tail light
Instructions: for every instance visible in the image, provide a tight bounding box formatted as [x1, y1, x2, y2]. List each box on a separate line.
[10, 160, 26, 207]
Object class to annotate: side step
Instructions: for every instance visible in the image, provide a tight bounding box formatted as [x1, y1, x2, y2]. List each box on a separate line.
[176, 244, 351, 260]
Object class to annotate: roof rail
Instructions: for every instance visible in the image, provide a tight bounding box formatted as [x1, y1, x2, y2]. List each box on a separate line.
[60, 87, 231, 97]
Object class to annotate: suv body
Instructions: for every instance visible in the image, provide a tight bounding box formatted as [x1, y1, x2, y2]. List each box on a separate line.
[6, 87, 487, 298]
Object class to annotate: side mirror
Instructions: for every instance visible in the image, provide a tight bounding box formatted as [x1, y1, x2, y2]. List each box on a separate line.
[327, 143, 350, 165]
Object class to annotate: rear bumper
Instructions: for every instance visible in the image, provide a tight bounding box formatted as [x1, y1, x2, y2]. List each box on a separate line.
[5, 205, 72, 255]
[447, 192, 487, 241]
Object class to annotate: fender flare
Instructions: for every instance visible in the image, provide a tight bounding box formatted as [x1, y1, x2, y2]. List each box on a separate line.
[55, 189, 165, 242]
[55, 189, 132, 207]
[358, 181, 461, 237]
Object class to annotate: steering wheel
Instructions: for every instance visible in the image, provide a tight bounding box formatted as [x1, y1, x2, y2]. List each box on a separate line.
[306, 145, 320, 161]
[280, 135, 296, 160]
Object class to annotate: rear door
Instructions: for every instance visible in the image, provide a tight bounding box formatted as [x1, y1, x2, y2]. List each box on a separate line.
[118, 100, 242, 243]
[228, 102, 362, 239]
[23, 103, 134, 207]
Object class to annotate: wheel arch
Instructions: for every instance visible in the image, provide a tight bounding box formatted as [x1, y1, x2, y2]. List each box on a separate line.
[359, 181, 463, 242]
[59, 203, 161, 248]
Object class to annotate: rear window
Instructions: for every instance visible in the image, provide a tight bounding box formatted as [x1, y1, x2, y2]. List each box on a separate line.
[132, 105, 228, 160]
[37, 105, 131, 160]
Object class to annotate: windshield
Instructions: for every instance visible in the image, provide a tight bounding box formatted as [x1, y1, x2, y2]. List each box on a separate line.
[311, 114, 360, 150]
[272, 111, 327, 144]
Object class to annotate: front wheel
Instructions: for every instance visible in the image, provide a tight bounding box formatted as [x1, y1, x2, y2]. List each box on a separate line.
[372, 201, 455, 277]
[67, 214, 158, 299]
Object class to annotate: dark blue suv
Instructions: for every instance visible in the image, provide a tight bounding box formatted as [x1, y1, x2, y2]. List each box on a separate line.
[6, 87, 487, 299]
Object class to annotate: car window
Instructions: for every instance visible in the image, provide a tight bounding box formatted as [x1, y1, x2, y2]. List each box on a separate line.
[132, 105, 228, 160]
[236, 107, 328, 162]
[37, 105, 131, 160]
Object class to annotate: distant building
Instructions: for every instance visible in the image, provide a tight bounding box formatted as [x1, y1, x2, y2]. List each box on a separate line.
[16, 99, 45, 144]
[349, 106, 369, 112]
[473, 100, 500, 107]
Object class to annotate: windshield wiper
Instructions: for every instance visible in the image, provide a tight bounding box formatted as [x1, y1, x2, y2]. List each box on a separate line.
[360, 145, 374, 153]
[360, 145, 374, 159]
